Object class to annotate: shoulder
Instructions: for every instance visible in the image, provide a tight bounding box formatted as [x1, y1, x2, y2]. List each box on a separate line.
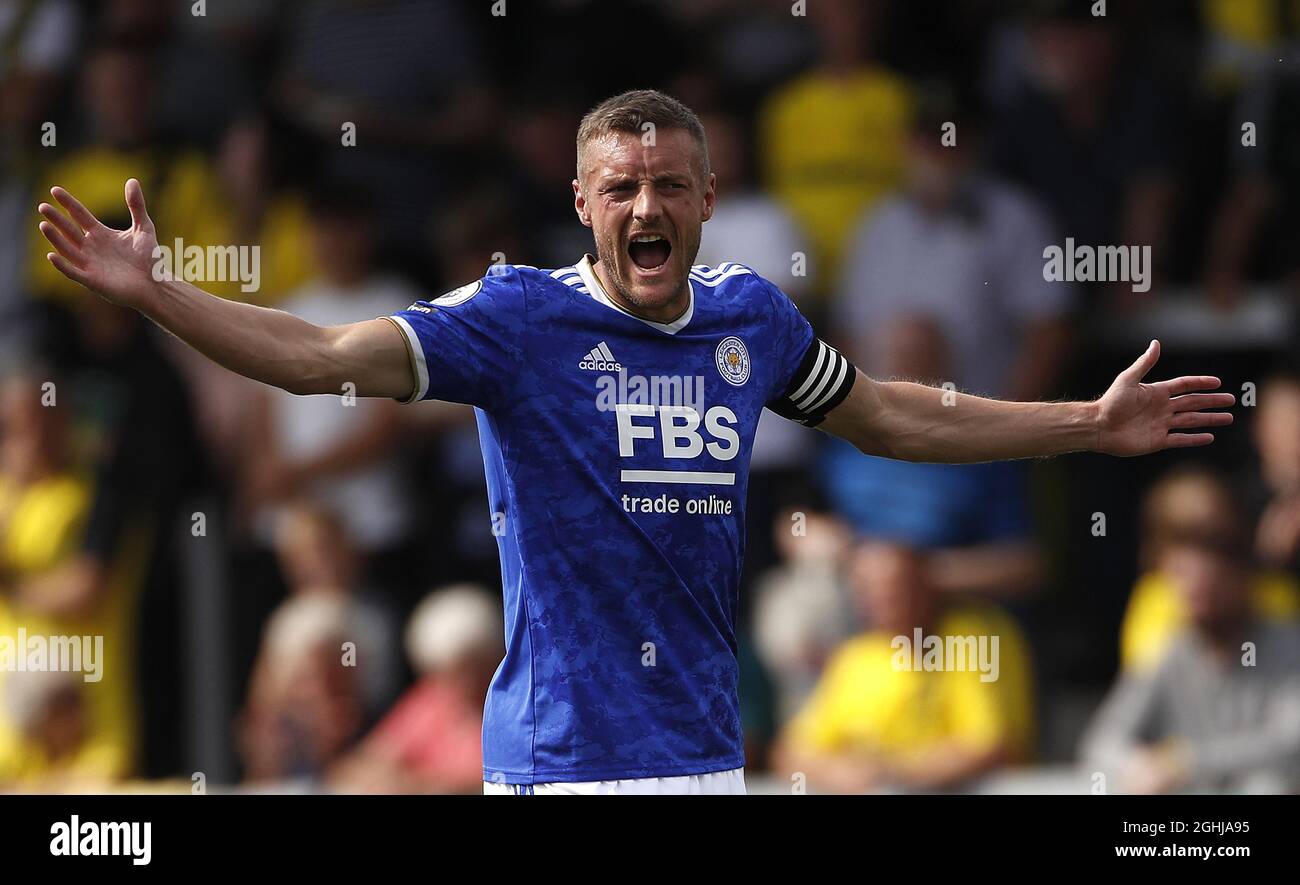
[689, 260, 757, 286]
[690, 262, 802, 323]
[689, 261, 781, 305]
[943, 604, 1028, 646]
[407, 265, 535, 312]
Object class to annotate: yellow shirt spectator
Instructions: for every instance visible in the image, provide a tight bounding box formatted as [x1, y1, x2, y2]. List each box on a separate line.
[1120, 569, 1299, 672]
[1203, 0, 1300, 46]
[759, 68, 913, 297]
[0, 472, 141, 785]
[785, 605, 1035, 767]
[28, 146, 310, 307]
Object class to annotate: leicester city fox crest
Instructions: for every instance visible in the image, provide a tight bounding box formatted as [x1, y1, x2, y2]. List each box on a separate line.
[714, 336, 750, 387]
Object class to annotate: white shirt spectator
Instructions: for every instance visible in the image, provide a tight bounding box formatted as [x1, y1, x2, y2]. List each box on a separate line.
[698, 192, 810, 299]
[837, 178, 1071, 398]
[258, 276, 418, 550]
[0, 0, 79, 73]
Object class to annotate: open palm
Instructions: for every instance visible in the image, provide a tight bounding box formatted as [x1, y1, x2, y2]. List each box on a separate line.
[1095, 340, 1235, 456]
[37, 179, 160, 308]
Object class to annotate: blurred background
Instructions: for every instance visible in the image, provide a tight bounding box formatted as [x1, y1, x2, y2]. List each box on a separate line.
[1, 0, 1299, 794]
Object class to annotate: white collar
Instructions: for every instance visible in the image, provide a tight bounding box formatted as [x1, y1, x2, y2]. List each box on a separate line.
[573, 254, 694, 335]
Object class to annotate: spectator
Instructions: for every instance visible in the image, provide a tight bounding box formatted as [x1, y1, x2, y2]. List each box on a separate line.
[753, 509, 855, 722]
[836, 91, 1073, 402]
[773, 541, 1034, 793]
[1202, 55, 1300, 308]
[274, 0, 496, 278]
[1120, 465, 1299, 672]
[988, 0, 1177, 308]
[757, 0, 913, 299]
[0, 371, 137, 784]
[272, 502, 402, 721]
[330, 585, 500, 794]
[0, 0, 81, 355]
[25, 33, 225, 306]
[1082, 523, 1300, 793]
[237, 594, 363, 783]
[0, 670, 105, 790]
[502, 95, 592, 267]
[242, 186, 416, 562]
[817, 317, 1044, 599]
[1250, 369, 1300, 575]
[698, 109, 811, 300]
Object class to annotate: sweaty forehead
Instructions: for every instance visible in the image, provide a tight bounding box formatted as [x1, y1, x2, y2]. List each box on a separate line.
[580, 129, 702, 182]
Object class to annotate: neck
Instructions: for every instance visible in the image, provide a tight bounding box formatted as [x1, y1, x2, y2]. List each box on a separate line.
[589, 256, 689, 325]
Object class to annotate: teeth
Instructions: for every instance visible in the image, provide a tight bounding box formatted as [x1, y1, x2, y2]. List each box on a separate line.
[631, 235, 664, 243]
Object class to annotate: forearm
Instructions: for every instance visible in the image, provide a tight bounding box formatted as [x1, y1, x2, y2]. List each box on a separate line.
[136, 278, 343, 395]
[881, 742, 1006, 791]
[837, 377, 1099, 464]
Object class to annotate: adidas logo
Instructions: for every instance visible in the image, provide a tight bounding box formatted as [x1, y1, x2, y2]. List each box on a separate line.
[579, 341, 622, 372]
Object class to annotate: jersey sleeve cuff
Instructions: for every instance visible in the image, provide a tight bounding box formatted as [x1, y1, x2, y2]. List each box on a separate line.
[381, 315, 429, 404]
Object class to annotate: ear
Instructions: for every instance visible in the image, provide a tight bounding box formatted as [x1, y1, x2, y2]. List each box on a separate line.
[573, 179, 592, 228]
[701, 171, 717, 223]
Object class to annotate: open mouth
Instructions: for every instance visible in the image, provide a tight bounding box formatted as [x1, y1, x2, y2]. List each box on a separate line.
[628, 234, 672, 271]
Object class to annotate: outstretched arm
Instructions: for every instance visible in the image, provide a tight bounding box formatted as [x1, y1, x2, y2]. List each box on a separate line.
[819, 340, 1233, 462]
[37, 180, 414, 399]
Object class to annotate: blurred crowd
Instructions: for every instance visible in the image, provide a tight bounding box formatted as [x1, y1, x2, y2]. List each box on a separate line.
[1, 0, 1299, 793]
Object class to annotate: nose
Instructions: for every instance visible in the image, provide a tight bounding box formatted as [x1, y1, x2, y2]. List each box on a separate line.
[632, 182, 662, 224]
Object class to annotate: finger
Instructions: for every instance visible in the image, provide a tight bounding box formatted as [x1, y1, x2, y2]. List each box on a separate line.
[38, 202, 85, 242]
[50, 186, 101, 231]
[1171, 392, 1235, 411]
[1170, 411, 1233, 429]
[1164, 431, 1214, 449]
[1159, 376, 1223, 396]
[46, 252, 91, 288]
[124, 178, 154, 231]
[1118, 339, 1160, 384]
[38, 221, 87, 266]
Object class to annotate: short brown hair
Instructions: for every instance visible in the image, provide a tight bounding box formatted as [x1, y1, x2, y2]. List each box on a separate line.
[576, 89, 709, 180]
[1140, 465, 1249, 568]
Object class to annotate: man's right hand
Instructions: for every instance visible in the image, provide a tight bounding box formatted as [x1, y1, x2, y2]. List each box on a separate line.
[38, 178, 160, 310]
[36, 178, 415, 401]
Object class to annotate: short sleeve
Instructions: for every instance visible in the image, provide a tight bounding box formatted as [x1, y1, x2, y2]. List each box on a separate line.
[383, 265, 527, 409]
[761, 278, 857, 427]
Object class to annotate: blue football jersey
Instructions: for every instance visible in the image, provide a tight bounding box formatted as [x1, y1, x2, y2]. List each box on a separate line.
[385, 254, 854, 783]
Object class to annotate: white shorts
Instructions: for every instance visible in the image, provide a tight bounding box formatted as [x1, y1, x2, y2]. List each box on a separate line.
[484, 767, 746, 795]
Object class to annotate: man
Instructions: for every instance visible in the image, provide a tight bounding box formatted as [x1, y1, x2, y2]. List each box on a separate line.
[773, 541, 1034, 793]
[1082, 521, 1300, 793]
[37, 89, 1233, 795]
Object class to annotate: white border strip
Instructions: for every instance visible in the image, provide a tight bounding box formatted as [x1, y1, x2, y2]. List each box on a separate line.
[387, 315, 429, 403]
[620, 470, 736, 485]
